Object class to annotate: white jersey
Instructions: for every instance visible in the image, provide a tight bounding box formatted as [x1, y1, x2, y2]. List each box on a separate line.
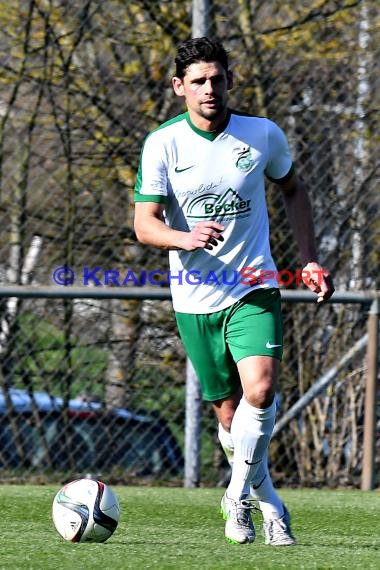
[134, 111, 294, 314]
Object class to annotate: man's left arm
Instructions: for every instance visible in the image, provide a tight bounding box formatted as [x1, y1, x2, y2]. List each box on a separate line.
[278, 173, 335, 304]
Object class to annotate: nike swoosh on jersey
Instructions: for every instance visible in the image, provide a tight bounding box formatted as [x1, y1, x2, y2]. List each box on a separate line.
[265, 341, 282, 349]
[174, 165, 195, 173]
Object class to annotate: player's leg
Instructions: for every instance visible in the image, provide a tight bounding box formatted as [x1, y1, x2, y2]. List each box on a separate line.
[225, 355, 278, 501]
[213, 395, 257, 544]
[215, 388, 276, 545]
[175, 310, 255, 544]
[224, 289, 281, 502]
[218, 420, 296, 546]
[218, 422, 282, 516]
[224, 288, 295, 545]
[213, 354, 279, 546]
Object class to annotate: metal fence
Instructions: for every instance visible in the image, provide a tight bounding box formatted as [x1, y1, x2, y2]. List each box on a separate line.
[0, 1, 379, 487]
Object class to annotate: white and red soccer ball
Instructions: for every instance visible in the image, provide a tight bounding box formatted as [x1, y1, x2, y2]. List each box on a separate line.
[52, 478, 120, 543]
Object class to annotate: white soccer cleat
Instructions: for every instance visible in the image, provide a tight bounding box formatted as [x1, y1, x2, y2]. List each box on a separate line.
[220, 493, 256, 544]
[263, 505, 296, 546]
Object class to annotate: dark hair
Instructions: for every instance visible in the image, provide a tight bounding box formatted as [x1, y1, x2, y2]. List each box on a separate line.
[174, 37, 229, 78]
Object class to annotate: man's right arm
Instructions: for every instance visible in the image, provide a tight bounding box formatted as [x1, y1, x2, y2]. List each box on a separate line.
[134, 202, 225, 251]
[134, 202, 188, 250]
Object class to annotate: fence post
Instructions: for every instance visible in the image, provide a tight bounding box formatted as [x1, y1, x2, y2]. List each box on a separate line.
[361, 298, 379, 490]
[185, 360, 202, 487]
[192, 0, 209, 37]
[183, 0, 210, 489]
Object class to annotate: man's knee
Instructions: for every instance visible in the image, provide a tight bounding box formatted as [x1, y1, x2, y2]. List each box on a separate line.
[244, 383, 276, 408]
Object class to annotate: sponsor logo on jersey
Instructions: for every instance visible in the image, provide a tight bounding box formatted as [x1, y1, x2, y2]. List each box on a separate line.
[234, 145, 256, 172]
[186, 188, 251, 219]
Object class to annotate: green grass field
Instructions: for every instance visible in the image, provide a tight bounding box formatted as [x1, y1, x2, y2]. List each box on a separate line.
[0, 486, 379, 570]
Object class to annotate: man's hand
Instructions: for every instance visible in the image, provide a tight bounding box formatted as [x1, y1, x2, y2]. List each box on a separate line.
[180, 221, 225, 251]
[301, 261, 335, 304]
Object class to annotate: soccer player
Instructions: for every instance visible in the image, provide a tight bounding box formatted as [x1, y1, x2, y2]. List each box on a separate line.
[134, 37, 334, 545]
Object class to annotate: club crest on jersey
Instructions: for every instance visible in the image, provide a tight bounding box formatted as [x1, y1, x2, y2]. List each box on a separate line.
[186, 188, 251, 219]
[234, 145, 256, 172]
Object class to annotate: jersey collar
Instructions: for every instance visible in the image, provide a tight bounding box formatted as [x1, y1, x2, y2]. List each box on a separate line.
[185, 110, 231, 141]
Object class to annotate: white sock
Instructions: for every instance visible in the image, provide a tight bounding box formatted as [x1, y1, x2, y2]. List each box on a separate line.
[250, 451, 284, 520]
[218, 416, 285, 519]
[226, 397, 276, 501]
[217, 423, 234, 466]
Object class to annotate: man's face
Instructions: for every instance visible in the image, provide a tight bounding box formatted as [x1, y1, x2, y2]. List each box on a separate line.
[172, 61, 233, 129]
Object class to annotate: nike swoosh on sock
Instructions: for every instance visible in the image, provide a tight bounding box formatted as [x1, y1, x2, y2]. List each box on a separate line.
[251, 474, 267, 490]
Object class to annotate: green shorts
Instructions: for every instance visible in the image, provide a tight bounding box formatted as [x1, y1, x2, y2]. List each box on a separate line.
[175, 288, 283, 402]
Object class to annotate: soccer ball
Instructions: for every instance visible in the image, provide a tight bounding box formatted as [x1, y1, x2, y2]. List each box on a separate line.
[52, 478, 120, 543]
